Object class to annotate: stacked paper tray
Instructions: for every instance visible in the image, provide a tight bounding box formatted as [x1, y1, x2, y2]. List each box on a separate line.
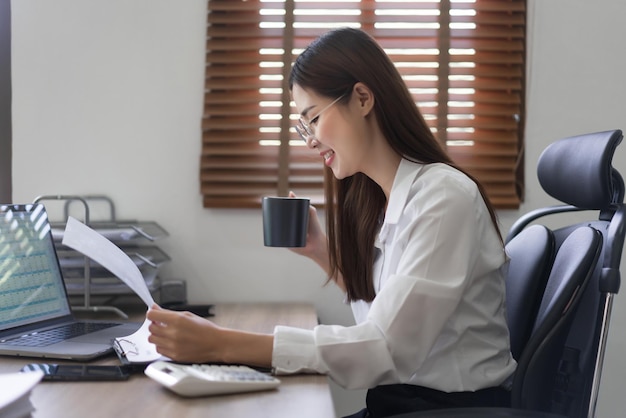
[57, 246, 171, 274]
[64, 270, 161, 296]
[32, 195, 173, 315]
[50, 220, 169, 244]
[57, 244, 170, 296]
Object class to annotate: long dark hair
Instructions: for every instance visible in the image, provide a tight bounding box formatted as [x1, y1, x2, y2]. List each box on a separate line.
[289, 28, 501, 302]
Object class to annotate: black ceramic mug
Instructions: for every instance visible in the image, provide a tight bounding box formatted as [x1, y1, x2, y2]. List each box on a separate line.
[262, 197, 310, 247]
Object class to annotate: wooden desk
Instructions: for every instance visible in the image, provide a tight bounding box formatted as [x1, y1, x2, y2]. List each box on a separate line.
[0, 303, 336, 418]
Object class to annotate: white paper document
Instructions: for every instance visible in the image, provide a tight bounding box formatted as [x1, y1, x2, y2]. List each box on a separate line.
[62, 216, 155, 306]
[62, 217, 166, 364]
[0, 371, 43, 418]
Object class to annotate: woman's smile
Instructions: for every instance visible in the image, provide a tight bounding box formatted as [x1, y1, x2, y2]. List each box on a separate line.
[322, 149, 335, 165]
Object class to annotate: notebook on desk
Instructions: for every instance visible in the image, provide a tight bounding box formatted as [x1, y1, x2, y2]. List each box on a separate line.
[0, 204, 141, 360]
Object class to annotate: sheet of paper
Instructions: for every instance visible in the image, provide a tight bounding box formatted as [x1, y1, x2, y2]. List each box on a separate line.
[113, 318, 167, 364]
[62, 216, 155, 307]
[0, 370, 43, 418]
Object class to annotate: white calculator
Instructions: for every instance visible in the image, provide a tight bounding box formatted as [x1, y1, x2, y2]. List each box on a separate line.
[145, 361, 280, 397]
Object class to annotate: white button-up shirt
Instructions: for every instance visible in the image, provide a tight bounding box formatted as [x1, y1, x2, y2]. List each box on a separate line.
[272, 159, 517, 392]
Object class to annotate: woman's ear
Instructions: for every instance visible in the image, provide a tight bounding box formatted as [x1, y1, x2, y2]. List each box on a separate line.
[353, 82, 375, 116]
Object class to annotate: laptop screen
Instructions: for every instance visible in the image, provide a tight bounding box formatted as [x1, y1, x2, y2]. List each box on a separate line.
[0, 204, 72, 331]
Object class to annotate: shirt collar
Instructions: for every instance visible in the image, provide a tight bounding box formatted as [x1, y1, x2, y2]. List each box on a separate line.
[385, 158, 424, 225]
[377, 159, 424, 244]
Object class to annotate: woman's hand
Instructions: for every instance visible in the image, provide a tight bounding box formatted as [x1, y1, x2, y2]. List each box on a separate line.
[287, 192, 327, 262]
[147, 305, 225, 363]
[287, 192, 346, 292]
[147, 305, 274, 367]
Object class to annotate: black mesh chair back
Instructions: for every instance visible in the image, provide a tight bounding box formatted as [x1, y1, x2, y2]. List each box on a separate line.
[512, 227, 602, 411]
[504, 225, 555, 361]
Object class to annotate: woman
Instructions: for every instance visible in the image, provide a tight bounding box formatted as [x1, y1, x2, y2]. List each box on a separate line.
[147, 28, 516, 417]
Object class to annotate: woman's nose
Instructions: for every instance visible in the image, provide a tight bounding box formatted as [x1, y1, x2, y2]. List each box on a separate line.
[306, 135, 319, 149]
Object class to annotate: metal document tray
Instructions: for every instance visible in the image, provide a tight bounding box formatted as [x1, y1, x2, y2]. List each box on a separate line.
[51, 221, 169, 243]
[57, 245, 171, 276]
[33, 194, 171, 318]
[64, 270, 161, 296]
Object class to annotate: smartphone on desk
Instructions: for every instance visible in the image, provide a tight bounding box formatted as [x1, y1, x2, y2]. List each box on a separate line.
[21, 363, 131, 381]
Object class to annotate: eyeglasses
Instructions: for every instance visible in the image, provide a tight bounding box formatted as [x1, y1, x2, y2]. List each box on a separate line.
[295, 95, 345, 142]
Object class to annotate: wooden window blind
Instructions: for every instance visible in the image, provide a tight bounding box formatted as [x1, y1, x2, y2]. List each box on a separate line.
[201, 0, 526, 209]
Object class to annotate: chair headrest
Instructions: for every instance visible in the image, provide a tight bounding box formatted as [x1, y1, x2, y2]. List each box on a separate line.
[537, 130, 624, 210]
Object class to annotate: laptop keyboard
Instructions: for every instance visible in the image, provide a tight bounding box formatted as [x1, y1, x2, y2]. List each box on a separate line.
[1, 322, 119, 347]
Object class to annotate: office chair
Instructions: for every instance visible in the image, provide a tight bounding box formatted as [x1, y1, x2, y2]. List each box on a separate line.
[389, 129, 626, 418]
[506, 129, 626, 417]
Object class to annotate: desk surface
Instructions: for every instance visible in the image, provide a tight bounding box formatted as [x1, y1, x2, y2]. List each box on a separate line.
[0, 303, 336, 418]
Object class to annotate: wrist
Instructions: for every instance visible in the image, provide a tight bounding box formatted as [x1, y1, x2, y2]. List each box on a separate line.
[219, 328, 274, 368]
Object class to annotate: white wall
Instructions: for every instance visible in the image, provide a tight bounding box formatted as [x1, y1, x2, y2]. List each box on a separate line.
[520, 2, 626, 417]
[10, 0, 626, 416]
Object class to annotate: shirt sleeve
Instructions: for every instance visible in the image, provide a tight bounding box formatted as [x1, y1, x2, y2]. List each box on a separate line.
[273, 174, 505, 390]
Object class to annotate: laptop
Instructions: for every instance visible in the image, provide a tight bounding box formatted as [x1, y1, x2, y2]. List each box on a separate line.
[0, 203, 141, 360]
